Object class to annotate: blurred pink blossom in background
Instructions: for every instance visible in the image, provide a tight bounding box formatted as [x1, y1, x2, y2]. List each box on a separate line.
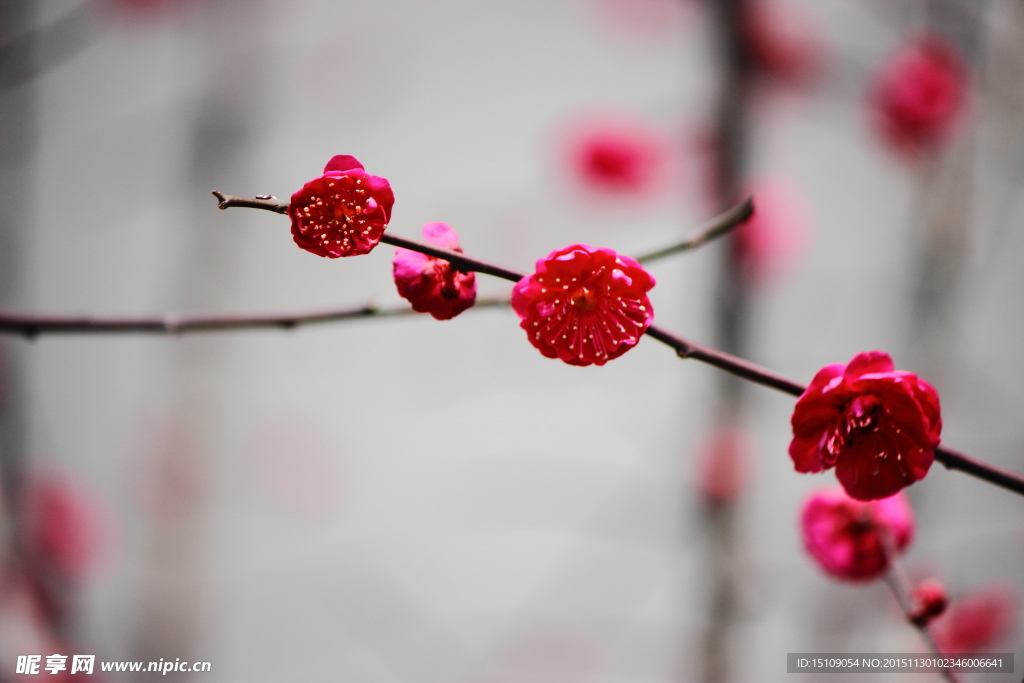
[930, 583, 1016, 653]
[102, 0, 194, 21]
[741, 0, 824, 88]
[696, 427, 751, 505]
[253, 412, 347, 521]
[870, 36, 969, 157]
[590, 0, 691, 41]
[800, 488, 914, 582]
[24, 474, 111, 584]
[732, 177, 810, 283]
[561, 115, 672, 199]
[490, 631, 601, 683]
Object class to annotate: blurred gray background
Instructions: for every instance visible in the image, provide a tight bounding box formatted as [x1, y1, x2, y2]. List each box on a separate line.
[0, 0, 1022, 681]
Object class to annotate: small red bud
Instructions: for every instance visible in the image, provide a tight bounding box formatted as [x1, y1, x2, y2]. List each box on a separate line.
[908, 578, 948, 627]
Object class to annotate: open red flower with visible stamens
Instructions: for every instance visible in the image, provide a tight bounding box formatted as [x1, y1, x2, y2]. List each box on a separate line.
[512, 245, 655, 367]
[801, 488, 914, 582]
[393, 222, 476, 321]
[288, 155, 395, 258]
[790, 351, 941, 501]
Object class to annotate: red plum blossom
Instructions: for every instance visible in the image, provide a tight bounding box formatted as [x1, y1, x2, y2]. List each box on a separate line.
[393, 223, 477, 321]
[512, 245, 655, 366]
[790, 351, 941, 501]
[801, 488, 914, 582]
[289, 155, 395, 258]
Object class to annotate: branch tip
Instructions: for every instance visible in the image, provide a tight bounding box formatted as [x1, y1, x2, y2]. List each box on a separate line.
[636, 196, 757, 263]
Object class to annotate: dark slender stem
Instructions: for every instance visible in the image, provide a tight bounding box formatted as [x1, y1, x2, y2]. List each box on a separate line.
[635, 196, 755, 263]
[212, 191, 288, 214]
[0, 299, 511, 338]
[882, 538, 962, 683]
[933, 445, 1024, 495]
[644, 324, 807, 396]
[212, 191, 528, 281]
[381, 234, 525, 282]
[211, 191, 754, 278]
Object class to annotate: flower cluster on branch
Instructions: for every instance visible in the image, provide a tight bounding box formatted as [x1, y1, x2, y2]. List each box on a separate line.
[0, 140, 1017, 670]
[3, 152, 1024, 654]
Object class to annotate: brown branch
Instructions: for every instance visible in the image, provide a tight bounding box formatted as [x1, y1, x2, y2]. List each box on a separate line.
[882, 538, 963, 683]
[931, 445, 1024, 495]
[380, 233, 525, 282]
[0, 298, 512, 338]
[212, 191, 288, 214]
[644, 324, 807, 396]
[212, 191, 526, 280]
[635, 196, 755, 263]
[211, 191, 754, 275]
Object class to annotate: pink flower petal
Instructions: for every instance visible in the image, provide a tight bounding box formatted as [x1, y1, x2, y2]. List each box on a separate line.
[392, 223, 476, 321]
[323, 154, 365, 174]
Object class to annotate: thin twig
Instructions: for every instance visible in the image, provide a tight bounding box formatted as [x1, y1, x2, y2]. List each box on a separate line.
[212, 191, 288, 214]
[635, 196, 755, 263]
[0, 299, 512, 338]
[381, 233, 525, 281]
[211, 191, 754, 276]
[931, 445, 1024, 495]
[643, 324, 807, 396]
[212, 191, 527, 281]
[882, 536, 963, 683]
